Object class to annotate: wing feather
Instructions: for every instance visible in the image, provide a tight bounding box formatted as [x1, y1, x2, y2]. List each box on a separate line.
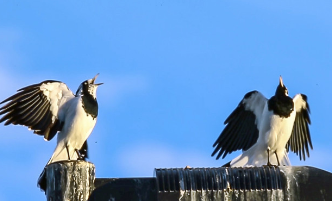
[26, 100, 50, 126]
[19, 97, 43, 120]
[21, 98, 45, 124]
[212, 91, 267, 160]
[0, 80, 74, 140]
[286, 94, 312, 160]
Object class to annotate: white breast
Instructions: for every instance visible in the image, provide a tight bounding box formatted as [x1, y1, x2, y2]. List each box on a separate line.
[58, 97, 97, 148]
[259, 104, 296, 152]
[49, 97, 97, 163]
[230, 104, 296, 167]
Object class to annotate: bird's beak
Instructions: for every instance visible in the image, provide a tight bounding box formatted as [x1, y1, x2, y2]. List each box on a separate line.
[92, 73, 104, 86]
[279, 76, 284, 87]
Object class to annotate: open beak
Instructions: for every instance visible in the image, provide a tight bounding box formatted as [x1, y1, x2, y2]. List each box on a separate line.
[279, 76, 284, 87]
[92, 73, 104, 86]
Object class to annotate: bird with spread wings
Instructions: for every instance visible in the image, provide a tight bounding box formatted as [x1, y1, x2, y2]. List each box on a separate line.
[0, 74, 103, 189]
[212, 77, 312, 167]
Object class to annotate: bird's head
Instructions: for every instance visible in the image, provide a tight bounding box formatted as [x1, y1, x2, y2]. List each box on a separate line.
[76, 73, 103, 99]
[275, 76, 289, 98]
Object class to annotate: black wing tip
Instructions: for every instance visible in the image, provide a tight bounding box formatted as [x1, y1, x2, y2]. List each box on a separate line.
[216, 90, 260, 161]
[0, 99, 8, 105]
[1, 79, 61, 103]
[211, 149, 219, 158]
[289, 97, 313, 161]
[211, 149, 221, 160]
[300, 94, 310, 113]
[214, 90, 261, 162]
[0, 116, 7, 123]
[211, 147, 230, 160]
[0, 81, 60, 140]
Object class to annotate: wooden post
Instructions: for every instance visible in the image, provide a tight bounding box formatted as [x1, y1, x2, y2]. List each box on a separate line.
[44, 161, 95, 201]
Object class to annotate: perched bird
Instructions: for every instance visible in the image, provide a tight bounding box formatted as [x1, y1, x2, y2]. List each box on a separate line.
[211, 77, 312, 167]
[0, 74, 103, 189]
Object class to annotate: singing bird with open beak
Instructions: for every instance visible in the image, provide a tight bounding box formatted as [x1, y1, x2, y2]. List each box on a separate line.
[0, 74, 103, 189]
[212, 76, 312, 167]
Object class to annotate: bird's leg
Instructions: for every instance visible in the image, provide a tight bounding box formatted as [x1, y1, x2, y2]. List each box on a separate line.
[75, 149, 85, 160]
[275, 152, 280, 166]
[264, 147, 278, 167]
[65, 144, 71, 160]
[266, 147, 272, 166]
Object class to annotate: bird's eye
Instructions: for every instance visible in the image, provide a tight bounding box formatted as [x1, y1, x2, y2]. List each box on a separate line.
[84, 82, 87, 85]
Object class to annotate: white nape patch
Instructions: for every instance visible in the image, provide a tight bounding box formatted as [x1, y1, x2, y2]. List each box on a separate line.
[40, 82, 73, 123]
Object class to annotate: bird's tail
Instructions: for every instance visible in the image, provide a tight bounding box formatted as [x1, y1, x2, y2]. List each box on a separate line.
[37, 155, 56, 192]
[279, 149, 291, 166]
[37, 168, 47, 192]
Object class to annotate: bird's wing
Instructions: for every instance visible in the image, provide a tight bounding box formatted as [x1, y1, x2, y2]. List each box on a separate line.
[212, 90, 267, 159]
[286, 94, 312, 160]
[0, 80, 74, 141]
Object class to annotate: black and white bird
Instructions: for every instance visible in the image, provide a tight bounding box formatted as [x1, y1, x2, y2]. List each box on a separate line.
[211, 77, 312, 167]
[0, 74, 103, 188]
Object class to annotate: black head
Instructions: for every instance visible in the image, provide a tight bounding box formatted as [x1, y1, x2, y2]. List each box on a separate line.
[275, 76, 289, 98]
[268, 76, 294, 117]
[76, 74, 103, 98]
[76, 74, 103, 119]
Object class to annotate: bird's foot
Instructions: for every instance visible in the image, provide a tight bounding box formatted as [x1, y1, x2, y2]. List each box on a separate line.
[263, 162, 278, 168]
[75, 149, 86, 161]
[77, 155, 86, 160]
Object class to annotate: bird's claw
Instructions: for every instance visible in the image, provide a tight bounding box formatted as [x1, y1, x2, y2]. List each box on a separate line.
[75, 149, 86, 161]
[77, 155, 85, 160]
[263, 162, 278, 168]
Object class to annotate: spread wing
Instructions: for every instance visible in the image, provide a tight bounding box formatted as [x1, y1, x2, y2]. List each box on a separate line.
[286, 94, 312, 160]
[0, 80, 74, 141]
[212, 90, 267, 160]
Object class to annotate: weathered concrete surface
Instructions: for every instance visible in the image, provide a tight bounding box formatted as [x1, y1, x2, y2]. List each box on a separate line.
[155, 166, 332, 201]
[89, 178, 157, 201]
[45, 161, 95, 201]
[41, 164, 332, 201]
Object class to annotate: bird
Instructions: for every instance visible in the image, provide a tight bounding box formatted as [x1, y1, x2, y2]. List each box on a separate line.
[0, 74, 103, 190]
[211, 76, 312, 167]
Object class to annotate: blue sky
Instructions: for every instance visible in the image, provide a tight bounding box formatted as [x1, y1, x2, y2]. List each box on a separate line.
[0, 1, 332, 200]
